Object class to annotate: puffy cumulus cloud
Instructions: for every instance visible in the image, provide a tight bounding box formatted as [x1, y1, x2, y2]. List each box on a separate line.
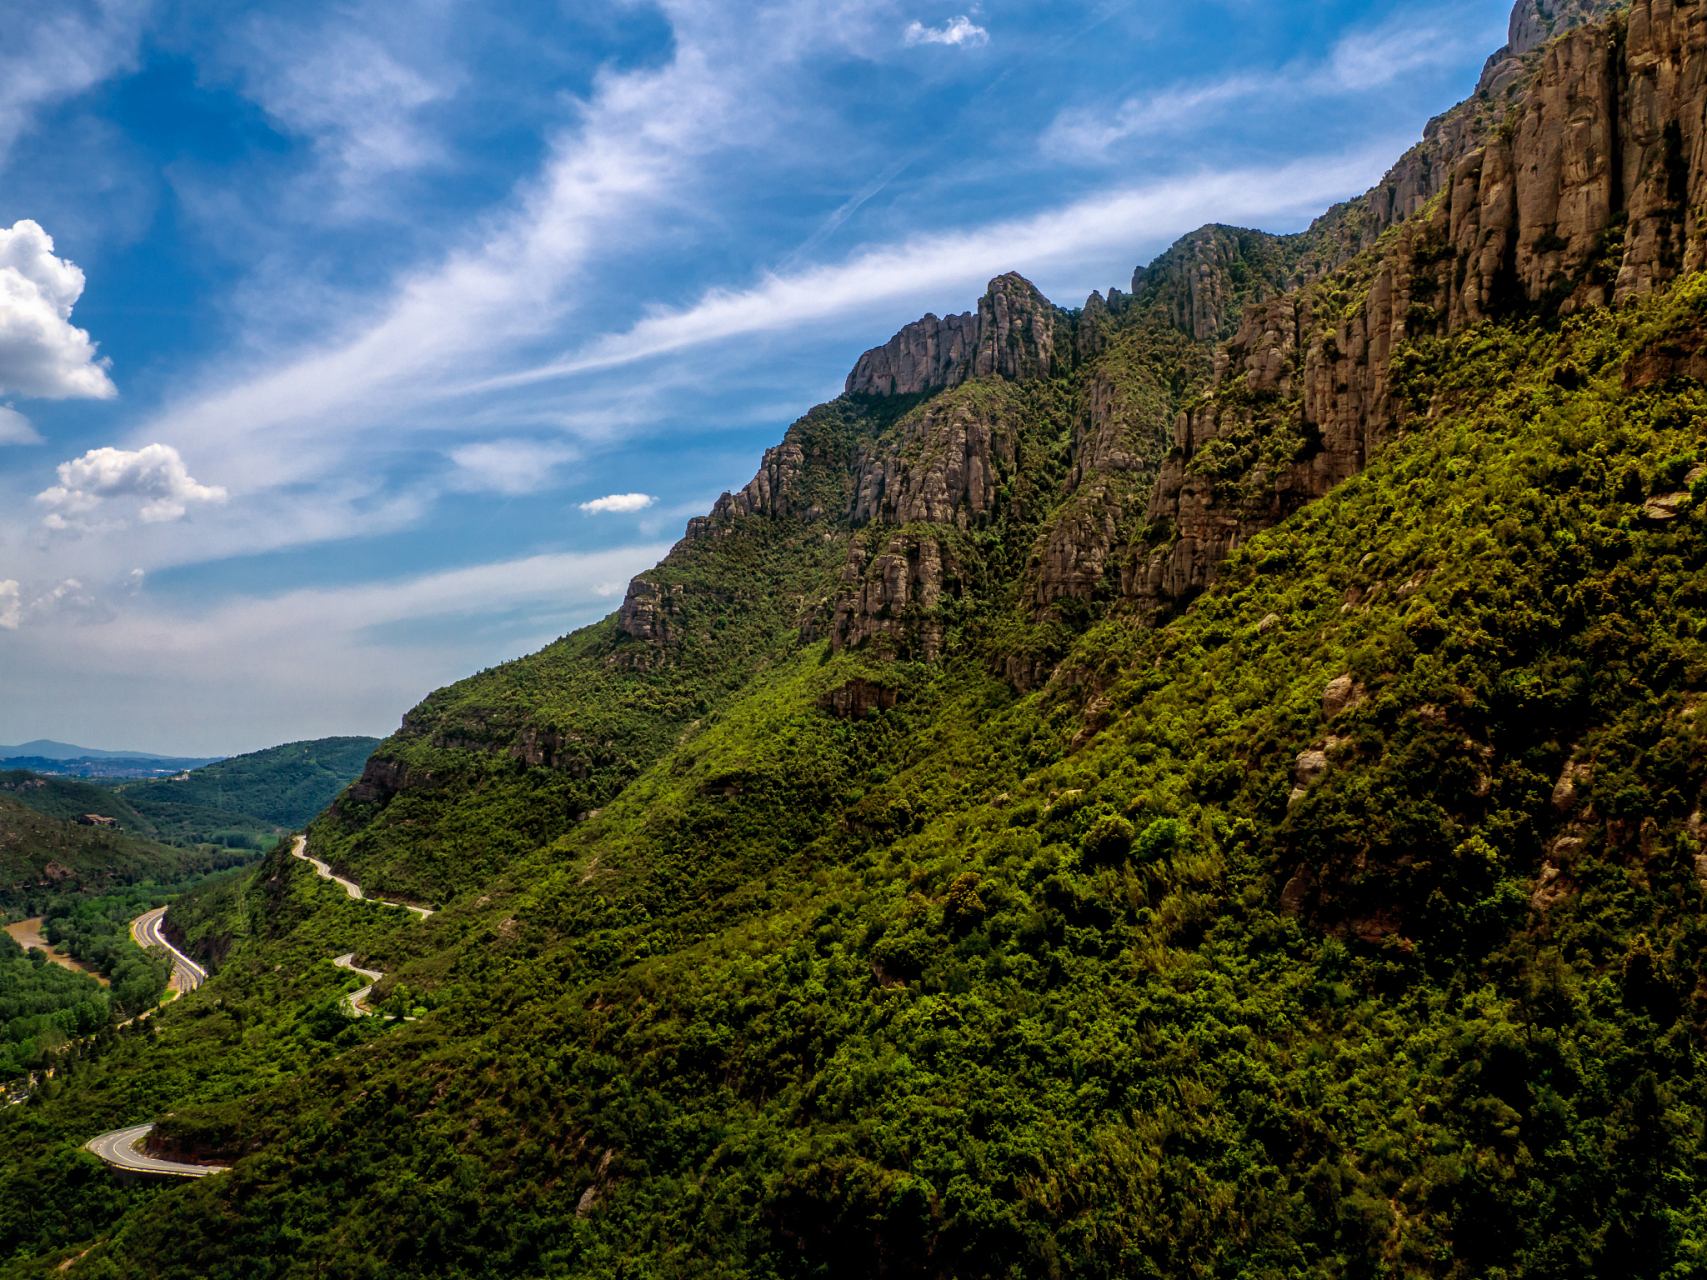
[0, 405, 41, 444]
[903, 16, 989, 47]
[0, 220, 116, 400]
[579, 492, 655, 514]
[447, 438, 577, 495]
[36, 443, 228, 533]
[0, 580, 18, 630]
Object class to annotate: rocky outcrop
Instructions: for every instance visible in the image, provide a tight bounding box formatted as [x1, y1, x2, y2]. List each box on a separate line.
[1130, 225, 1299, 341]
[1625, 325, 1707, 387]
[846, 273, 1065, 396]
[698, 441, 817, 526]
[848, 397, 1015, 528]
[616, 578, 684, 644]
[818, 679, 901, 719]
[1509, 0, 1623, 57]
[1030, 489, 1125, 614]
[342, 757, 426, 806]
[828, 535, 959, 659]
[1125, 0, 1707, 622]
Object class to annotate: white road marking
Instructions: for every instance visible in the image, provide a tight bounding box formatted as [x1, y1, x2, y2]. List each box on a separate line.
[84, 1123, 227, 1178]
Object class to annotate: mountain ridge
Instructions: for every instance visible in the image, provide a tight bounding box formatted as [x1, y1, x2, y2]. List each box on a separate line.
[13, 1, 1707, 1275]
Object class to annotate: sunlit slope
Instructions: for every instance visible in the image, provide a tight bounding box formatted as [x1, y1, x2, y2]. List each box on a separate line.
[16, 278, 1707, 1277]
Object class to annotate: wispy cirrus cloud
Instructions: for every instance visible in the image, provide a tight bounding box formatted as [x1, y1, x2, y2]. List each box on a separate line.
[447, 439, 578, 495]
[0, 0, 150, 168]
[1045, 6, 1499, 159]
[478, 142, 1399, 389]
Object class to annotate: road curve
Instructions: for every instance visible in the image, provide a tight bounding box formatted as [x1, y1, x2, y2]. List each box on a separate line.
[87, 839, 432, 1178]
[131, 906, 208, 993]
[85, 1123, 227, 1178]
[289, 836, 433, 918]
[333, 953, 385, 1016]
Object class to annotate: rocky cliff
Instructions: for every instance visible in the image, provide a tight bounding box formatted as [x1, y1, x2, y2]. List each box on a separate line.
[844, 273, 1068, 395]
[1126, 0, 1707, 621]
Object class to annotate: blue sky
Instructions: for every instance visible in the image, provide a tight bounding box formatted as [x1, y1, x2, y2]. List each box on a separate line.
[0, 0, 1512, 756]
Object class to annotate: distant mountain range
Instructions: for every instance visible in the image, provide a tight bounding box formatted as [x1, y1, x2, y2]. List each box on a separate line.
[0, 739, 220, 764]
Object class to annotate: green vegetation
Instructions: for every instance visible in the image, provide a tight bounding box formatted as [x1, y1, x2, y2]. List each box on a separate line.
[2, 736, 378, 856]
[110, 736, 380, 847]
[0, 796, 255, 915]
[0, 934, 108, 1084]
[40, 891, 175, 1018]
[0, 273, 1704, 1274]
[14, 85, 1707, 1272]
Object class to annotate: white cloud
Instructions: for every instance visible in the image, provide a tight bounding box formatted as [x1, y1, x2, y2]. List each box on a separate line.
[447, 438, 577, 494]
[580, 492, 655, 513]
[1044, 9, 1494, 158]
[0, 219, 117, 400]
[127, 29, 753, 503]
[484, 145, 1395, 387]
[36, 443, 227, 532]
[0, 0, 148, 166]
[0, 405, 41, 444]
[0, 576, 113, 629]
[236, 24, 456, 192]
[0, 544, 670, 753]
[904, 16, 989, 47]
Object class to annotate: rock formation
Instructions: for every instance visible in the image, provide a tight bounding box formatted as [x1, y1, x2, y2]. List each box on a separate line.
[845, 273, 1065, 395]
[827, 534, 959, 659]
[847, 397, 1014, 528]
[1126, 0, 1707, 620]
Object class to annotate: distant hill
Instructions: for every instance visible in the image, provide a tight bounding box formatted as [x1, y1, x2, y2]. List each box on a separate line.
[1, 736, 379, 853]
[0, 739, 216, 763]
[117, 737, 380, 832]
[0, 756, 223, 780]
[0, 795, 253, 914]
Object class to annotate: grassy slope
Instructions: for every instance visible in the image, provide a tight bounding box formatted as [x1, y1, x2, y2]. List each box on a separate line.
[7, 274, 1707, 1275]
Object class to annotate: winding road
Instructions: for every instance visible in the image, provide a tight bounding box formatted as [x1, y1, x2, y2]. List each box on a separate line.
[131, 906, 208, 993]
[289, 836, 433, 918]
[333, 953, 385, 1016]
[86, 837, 432, 1179]
[84, 1124, 227, 1179]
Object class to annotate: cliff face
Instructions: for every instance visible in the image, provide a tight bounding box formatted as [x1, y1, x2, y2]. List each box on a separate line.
[1127, 0, 1707, 620]
[844, 273, 1066, 395]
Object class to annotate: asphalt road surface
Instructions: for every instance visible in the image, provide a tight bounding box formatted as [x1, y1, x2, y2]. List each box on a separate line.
[130, 907, 208, 993]
[84, 1123, 227, 1178]
[289, 836, 433, 917]
[333, 953, 385, 1016]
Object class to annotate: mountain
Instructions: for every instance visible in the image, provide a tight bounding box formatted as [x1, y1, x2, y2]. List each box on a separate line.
[0, 740, 217, 763]
[1, 737, 382, 852]
[15, 1, 1707, 1274]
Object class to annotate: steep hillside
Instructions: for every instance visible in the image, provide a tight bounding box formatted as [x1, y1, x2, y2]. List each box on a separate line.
[12, 2, 1707, 1276]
